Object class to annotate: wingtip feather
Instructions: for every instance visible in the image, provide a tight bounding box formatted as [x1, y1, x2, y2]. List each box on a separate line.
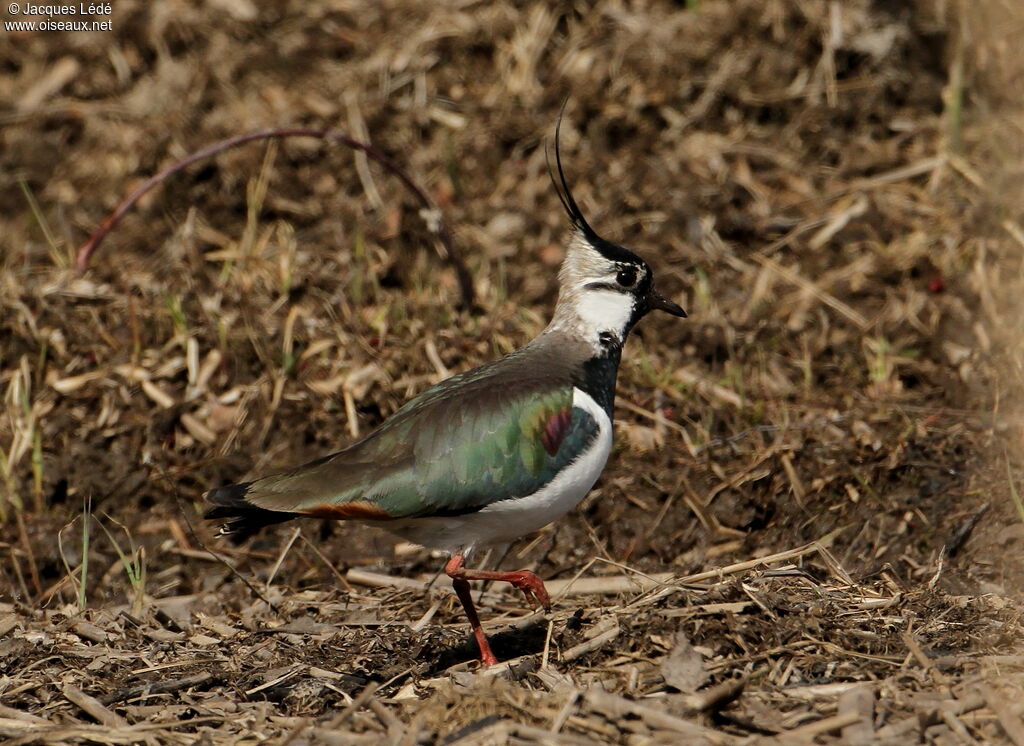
[203, 481, 296, 543]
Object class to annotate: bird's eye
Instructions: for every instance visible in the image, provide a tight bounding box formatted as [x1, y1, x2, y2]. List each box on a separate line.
[616, 267, 638, 288]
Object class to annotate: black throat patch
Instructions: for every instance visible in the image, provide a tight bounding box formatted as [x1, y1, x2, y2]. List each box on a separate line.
[575, 340, 623, 416]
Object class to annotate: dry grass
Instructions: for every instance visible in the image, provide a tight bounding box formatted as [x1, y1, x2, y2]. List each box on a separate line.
[2, 0, 1023, 743]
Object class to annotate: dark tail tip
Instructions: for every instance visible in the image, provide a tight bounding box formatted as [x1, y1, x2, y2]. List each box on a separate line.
[204, 482, 296, 544]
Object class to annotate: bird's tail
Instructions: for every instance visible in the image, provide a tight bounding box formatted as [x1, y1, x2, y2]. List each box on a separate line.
[203, 482, 297, 543]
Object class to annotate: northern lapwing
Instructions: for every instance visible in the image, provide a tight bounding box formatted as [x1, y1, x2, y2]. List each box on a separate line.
[205, 121, 686, 666]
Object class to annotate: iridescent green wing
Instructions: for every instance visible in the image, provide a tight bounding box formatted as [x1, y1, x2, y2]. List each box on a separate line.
[392, 384, 598, 517]
[242, 368, 601, 518]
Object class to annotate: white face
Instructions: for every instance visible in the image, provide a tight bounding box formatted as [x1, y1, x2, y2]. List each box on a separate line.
[574, 287, 636, 343]
[551, 234, 649, 349]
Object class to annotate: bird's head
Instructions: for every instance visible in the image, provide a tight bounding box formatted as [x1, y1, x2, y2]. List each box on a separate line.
[548, 119, 685, 350]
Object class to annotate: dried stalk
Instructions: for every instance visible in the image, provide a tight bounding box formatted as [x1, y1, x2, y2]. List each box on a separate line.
[74, 127, 475, 308]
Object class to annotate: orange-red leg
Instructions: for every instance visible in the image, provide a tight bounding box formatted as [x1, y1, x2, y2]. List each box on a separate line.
[444, 553, 552, 666]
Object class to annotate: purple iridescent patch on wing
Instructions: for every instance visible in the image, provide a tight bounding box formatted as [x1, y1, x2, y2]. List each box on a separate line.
[540, 408, 573, 455]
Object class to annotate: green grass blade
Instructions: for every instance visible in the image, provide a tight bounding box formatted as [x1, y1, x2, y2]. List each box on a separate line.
[18, 178, 66, 268]
[79, 497, 91, 610]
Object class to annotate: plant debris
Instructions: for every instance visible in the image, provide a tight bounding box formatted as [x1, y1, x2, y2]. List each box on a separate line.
[2, 0, 1023, 743]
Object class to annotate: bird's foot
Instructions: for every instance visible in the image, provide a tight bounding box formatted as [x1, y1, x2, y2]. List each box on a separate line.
[503, 570, 551, 611]
[445, 554, 551, 664]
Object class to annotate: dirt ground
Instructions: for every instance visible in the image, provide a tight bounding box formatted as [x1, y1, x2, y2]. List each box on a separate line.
[2, 1, 1024, 743]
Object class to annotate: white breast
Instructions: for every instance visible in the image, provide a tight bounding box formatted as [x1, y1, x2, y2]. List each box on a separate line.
[387, 387, 613, 553]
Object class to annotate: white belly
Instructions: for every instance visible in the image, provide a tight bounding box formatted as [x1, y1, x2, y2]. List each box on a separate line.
[386, 387, 612, 553]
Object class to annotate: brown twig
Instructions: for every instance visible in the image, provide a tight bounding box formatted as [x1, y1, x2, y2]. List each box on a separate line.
[773, 711, 862, 742]
[561, 622, 620, 662]
[584, 689, 737, 745]
[327, 682, 380, 728]
[677, 676, 748, 717]
[874, 695, 986, 741]
[62, 684, 129, 728]
[74, 127, 476, 309]
[100, 671, 214, 706]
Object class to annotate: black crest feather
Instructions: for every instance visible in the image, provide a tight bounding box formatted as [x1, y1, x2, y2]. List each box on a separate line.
[547, 103, 643, 265]
[549, 102, 596, 238]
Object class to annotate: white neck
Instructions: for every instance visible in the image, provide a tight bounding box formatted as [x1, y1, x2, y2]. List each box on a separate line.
[545, 286, 635, 351]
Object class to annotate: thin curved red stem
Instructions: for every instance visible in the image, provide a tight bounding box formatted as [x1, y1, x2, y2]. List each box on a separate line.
[74, 127, 475, 308]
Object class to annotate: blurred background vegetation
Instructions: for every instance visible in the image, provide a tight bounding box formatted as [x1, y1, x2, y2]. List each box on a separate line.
[1, 0, 1023, 737]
